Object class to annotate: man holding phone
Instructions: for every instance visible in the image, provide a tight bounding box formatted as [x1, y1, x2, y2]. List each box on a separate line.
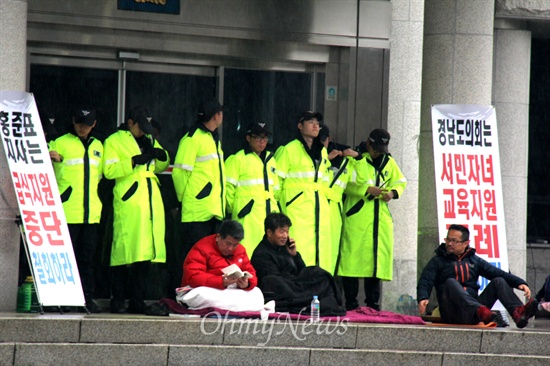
[251, 213, 305, 284]
[251, 213, 345, 315]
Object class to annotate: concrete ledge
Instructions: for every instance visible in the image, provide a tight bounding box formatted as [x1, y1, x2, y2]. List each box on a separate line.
[219, 317, 356, 348]
[0, 317, 80, 343]
[14, 343, 168, 366]
[310, 349, 443, 365]
[168, 345, 310, 366]
[80, 318, 224, 345]
[7, 342, 550, 366]
[1, 314, 550, 365]
[311, 349, 550, 366]
[0, 343, 15, 365]
[481, 329, 550, 356]
[355, 325, 482, 353]
[442, 352, 550, 366]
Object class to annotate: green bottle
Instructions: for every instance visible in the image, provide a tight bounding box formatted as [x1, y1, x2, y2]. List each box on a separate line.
[16, 277, 33, 313]
[16, 284, 30, 313]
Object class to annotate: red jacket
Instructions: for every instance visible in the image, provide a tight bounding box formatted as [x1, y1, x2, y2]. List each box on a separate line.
[181, 234, 258, 290]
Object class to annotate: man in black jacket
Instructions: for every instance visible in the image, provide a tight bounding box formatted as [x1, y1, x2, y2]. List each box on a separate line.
[250, 212, 305, 285]
[417, 224, 537, 328]
[251, 213, 345, 315]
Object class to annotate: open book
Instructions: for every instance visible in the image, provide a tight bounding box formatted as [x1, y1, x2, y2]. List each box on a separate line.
[222, 263, 253, 281]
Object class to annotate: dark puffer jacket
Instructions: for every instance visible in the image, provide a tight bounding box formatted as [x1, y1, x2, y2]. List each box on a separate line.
[417, 243, 526, 303]
[250, 236, 306, 287]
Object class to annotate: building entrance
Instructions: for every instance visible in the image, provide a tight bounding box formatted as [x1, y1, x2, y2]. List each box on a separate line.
[29, 60, 322, 301]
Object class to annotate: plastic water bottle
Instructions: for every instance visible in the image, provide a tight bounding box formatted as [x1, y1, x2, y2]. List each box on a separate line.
[310, 295, 320, 322]
[397, 294, 406, 314]
[406, 295, 418, 316]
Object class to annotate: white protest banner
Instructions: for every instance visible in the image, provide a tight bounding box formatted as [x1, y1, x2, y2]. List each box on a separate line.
[431, 104, 508, 292]
[0, 90, 85, 307]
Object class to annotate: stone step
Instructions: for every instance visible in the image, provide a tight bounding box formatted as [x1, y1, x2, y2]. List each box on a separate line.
[2, 343, 550, 366]
[0, 314, 549, 365]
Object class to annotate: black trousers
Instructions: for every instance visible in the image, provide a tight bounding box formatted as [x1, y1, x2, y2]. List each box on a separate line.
[68, 223, 99, 302]
[341, 276, 381, 310]
[111, 261, 151, 304]
[261, 267, 345, 316]
[440, 277, 523, 324]
[168, 218, 222, 295]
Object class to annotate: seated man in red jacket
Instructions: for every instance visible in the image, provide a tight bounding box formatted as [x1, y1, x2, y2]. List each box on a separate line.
[181, 219, 258, 291]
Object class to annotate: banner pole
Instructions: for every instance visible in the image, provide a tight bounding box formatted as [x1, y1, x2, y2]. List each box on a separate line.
[15, 215, 44, 315]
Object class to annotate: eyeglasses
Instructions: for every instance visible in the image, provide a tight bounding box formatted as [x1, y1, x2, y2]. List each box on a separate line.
[251, 135, 269, 142]
[444, 237, 466, 244]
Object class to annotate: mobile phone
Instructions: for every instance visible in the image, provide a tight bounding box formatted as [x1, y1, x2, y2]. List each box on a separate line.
[286, 238, 291, 247]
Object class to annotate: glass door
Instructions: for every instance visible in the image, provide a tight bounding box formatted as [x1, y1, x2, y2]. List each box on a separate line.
[223, 68, 324, 157]
[28, 61, 323, 300]
[29, 65, 119, 141]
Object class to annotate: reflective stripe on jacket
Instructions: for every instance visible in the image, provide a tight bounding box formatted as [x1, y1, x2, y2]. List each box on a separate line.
[173, 126, 225, 222]
[225, 148, 279, 254]
[49, 133, 103, 224]
[274, 138, 332, 273]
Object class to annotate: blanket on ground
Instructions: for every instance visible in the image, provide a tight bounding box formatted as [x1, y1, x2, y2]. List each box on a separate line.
[158, 298, 425, 325]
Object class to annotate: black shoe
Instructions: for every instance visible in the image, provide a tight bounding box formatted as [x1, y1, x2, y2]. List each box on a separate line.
[345, 301, 359, 311]
[366, 303, 381, 311]
[110, 299, 126, 314]
[127, 300, 146, 314]
[145, 302, 169, 316]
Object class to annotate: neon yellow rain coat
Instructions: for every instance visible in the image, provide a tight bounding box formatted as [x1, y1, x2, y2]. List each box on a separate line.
[172, 125, 225, 222]
[275, 137, 332, 273]
[103, 130, 168, 266]
[49, 133, 103, 224]
[225, 147, 279, 254]
[338, 152, 407, 280]
[325, 156, 365, 274]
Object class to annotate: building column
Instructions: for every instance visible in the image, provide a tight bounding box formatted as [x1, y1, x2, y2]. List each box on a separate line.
[0, 0, 28, 311]
[492, 24, 531, 281]
[418, 0, 495, 285]
[383, 0, 424, 310]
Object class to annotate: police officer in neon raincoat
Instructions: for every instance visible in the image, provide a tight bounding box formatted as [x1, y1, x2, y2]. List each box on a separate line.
[338, 128, 407, 311]
[317, 123, 365, 274]
[225, 122, 279, 255]
[274, 111, 333, 273]
[172, 99, 226, 292]
[103, 106, 169, 314]
[49, 107, 103, 312]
